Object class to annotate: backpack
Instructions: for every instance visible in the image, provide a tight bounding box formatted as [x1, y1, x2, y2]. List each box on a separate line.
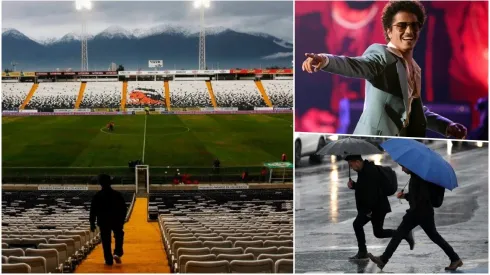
[376, 165, 398, 196]
[429, 182, 445, 208]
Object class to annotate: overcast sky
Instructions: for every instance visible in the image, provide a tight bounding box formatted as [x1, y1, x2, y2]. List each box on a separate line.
[2, 1, 293, 42]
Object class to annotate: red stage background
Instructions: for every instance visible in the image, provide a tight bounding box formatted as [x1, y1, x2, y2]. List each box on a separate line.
[295, 1, 488, 139]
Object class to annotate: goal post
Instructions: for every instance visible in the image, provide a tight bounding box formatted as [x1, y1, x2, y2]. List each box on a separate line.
[263, 162, 293, 183]
[135, 165, 149, 194]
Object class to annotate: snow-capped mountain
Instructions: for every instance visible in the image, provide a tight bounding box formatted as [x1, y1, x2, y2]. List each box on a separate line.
[2, 26, 293, 70]
[36, 36, 58, 46]
[3, 26, 292, 45]
[97, 25, 134, 39]
[2, 28, 31, 40]
[133, 24, 195, 38]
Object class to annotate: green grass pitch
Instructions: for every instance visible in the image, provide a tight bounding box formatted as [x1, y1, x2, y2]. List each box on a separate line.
[2, 114, 292, 174]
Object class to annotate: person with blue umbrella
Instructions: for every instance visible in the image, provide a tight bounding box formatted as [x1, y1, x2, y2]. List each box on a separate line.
[368, 139, 462, 271]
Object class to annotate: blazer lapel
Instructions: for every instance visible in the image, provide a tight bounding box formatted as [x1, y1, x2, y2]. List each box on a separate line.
[395, 60, 409, 122]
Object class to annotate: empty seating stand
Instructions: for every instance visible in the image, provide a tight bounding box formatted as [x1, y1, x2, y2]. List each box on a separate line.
[2, 190, 135, 273]
[153, 188, 293, 273]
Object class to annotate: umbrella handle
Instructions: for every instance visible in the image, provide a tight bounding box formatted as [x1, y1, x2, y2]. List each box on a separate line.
[399, 189, 405, 204]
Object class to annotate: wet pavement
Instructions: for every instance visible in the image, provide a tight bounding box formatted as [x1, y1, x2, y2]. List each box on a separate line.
[295, 140, 489, 273]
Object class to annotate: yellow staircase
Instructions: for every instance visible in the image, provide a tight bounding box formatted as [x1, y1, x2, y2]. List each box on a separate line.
[205, 80, 218, 108]
[164, 80, 171, 111]
[19, 83, 39, 110]
[121, 81, 128, 111]
[74, 82, 87, 109]
[75, 198, 171, 273]
[254, 80, 273, 107]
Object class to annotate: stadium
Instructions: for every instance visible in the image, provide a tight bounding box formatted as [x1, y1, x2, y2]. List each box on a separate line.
[1, 1, 294, 273]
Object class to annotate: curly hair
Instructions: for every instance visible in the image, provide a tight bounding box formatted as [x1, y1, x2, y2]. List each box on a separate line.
[381, 1, 427, 42]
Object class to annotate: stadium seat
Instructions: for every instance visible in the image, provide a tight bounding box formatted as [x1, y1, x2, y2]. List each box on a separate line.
[178, 254, 216, 273]
[216, 253, 254, 262]
[234, 240, 263, 250]
[2, 249, 24, 258]
[25, 248, 62, 273]
[38, 243, 70, 272]
[197, 236, 224, 242]
[210, 247, 244, 256]
[8, 256, 47, 273]
[2, 262, 32, 273]
[203, 240, 233, 249]
[263, 240, 293, 248]
[278, 247, 293, 254]
[244, 247, 278, 259]
[229, 259, 274, 273]
[257, 253, 294, 264]
[184, 260, 229, 273]
[275, 259, 293, 273]
[226, 236, 252, 244]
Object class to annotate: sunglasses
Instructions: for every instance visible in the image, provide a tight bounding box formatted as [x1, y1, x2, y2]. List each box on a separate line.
[392, 22, 422, 32]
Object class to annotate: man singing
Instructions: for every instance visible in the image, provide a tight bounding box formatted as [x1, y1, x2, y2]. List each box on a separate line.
[301, 1, 467, 138]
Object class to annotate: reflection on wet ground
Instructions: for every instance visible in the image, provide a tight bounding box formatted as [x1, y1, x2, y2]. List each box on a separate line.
[295, 141, 488, 273]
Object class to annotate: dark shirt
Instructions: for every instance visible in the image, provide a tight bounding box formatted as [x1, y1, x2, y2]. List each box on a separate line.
[404, 173, 434, 216]
[90, 187, 127, 228]
[352, 160, 391, 215]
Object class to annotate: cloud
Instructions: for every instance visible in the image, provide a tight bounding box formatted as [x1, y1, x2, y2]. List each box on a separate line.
[261, 52, 293, 60]
[2, 1, 293, 42]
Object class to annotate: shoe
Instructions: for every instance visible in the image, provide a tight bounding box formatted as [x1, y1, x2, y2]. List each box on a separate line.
[349, 251, 368, 260]
[105, 261, 113, 266]
[405, 230, 415, 250]
[368, 253, 386, 270]
[445, 259, 463, 271]
[113, 255, 122, 264]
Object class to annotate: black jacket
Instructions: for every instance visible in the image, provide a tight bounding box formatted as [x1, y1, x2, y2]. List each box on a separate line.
[90, 187, 127, 228]
[404, 173, 434, 216]
[351, 160, 391, 215]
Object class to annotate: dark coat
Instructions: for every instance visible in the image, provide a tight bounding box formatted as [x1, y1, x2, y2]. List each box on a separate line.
[404, 173, 434, 216]
[351, 160, 391, 215]
[90, 187, 127, 228]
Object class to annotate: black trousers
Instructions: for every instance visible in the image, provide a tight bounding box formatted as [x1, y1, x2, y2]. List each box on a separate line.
[100, 225, 125, 264]
[381, 211, 459, 262]
[353, 212, 394, 253]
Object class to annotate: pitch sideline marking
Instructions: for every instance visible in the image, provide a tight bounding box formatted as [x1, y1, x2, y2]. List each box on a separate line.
[142, 115, 147, 162]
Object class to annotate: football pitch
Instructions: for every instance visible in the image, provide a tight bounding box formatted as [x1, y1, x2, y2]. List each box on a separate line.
[2, 114, 292, 175]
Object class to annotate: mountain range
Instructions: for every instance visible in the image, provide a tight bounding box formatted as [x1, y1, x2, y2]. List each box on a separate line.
[2, 25, 293, 71]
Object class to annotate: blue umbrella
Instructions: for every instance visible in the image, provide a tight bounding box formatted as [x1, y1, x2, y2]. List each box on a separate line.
[380, 139, 458, 190]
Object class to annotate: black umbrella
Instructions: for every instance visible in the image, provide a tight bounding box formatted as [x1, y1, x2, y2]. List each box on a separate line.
[317, 137, 382, 179]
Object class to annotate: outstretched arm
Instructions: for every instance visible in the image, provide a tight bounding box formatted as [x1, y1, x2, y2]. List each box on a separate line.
[424, 106, 467, 139]
[320, 44, 391, 80]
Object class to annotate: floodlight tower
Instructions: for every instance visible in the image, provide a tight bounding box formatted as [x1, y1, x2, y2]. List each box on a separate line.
[76, 0, 92, 71]
[11, 61, 18, 72]
[194, 0, 210, 70]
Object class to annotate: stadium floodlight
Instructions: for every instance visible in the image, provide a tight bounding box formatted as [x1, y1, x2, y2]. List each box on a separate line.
[76, 0, 91, 71]
[194, 0, 210, 9]
[76, 0, 92, 10]
[194, 0, 210, 70]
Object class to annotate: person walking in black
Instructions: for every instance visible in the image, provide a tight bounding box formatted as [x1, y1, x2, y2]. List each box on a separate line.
[345, 155, 414, 260]
[213, 158, 221, 173]
[90, 174, 128, 266]
[368, 166, 463, 271]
